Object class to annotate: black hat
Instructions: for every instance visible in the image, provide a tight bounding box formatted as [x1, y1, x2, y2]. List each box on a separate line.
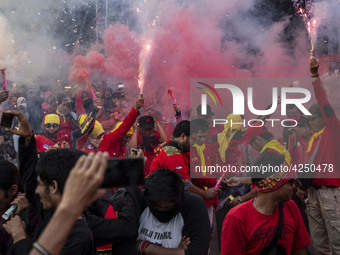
[303, 104, 322, 119]
[138, 115, 155, 129]
[196, 104, 214, 116]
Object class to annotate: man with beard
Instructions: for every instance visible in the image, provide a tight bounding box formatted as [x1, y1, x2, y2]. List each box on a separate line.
[136, 169, 210, 255]
[4, 110, 95, 255]
[129, 113, 167, 176]
[35, 114, 61, 152]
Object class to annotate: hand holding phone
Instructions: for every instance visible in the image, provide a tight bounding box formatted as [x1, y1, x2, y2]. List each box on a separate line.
[101, 158, 144, 188]
[1, 110, 33, 138]
[0, 112, 15, 129]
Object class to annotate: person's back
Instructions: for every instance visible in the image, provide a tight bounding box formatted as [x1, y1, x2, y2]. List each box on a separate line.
[150, 139, 188, 176]
[149, 121, 190, 182]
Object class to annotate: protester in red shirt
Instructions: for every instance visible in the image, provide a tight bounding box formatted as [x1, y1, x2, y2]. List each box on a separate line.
[149, 121, 191, 183]
[190, 118, 218, 227]
[279, 116, 313, 237]
[221, 160, 311, 255]
[99, 98, 144, 158]
[299, 57, 340, 254]
[55, 96, 79, 147]
[150, 120, 218, 200]
[129, 112, 167, 176]
[279, 117, 312, 166]
[35, 114, 61, 152]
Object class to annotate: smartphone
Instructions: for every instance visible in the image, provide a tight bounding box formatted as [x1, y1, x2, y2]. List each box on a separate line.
[101, 158, 144, 188]
[131, 148, 139, 157]
[0, 112, 15, 129]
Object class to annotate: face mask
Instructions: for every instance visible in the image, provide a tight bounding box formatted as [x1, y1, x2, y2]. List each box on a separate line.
[141, 136, 158, 152]
[147, 200, 182, 223]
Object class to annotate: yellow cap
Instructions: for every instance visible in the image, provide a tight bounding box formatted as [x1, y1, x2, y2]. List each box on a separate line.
[92, 121, 104, 136]
[45, 114, 60, 125]
[79, 114, 104, 136]
[112, 121, 133, 135]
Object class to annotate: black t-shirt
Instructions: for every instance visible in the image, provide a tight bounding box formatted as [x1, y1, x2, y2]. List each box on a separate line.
[61, 219, 94, 255]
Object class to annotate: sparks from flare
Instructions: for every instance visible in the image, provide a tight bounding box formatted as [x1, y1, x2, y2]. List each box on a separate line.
[138, 41, 152, 95]
[295, 4, 317, 54]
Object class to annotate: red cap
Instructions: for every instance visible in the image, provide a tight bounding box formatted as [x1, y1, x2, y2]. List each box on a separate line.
[244, 123, 268, 146]
[256, 171, 296, 193]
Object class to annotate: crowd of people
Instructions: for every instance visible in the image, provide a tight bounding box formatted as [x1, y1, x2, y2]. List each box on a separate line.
[0, 57, 339, 255]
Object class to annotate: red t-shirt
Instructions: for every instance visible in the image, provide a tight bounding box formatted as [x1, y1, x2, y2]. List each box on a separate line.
[221, 200, 311, 255]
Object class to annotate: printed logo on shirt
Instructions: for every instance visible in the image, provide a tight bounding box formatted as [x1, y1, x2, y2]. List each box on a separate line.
[43, 144, 51, 150]
[138, 207, 184, 248]
[175, 166, 183, 170]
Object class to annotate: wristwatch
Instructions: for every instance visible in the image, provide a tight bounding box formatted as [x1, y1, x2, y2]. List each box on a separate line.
[238, 196, 243, 204]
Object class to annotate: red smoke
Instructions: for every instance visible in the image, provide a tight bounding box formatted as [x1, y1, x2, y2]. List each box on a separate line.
[68, 1, 314, 119]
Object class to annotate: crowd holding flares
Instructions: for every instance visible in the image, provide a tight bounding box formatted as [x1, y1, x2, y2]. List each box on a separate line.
[0, 1, 340, 255]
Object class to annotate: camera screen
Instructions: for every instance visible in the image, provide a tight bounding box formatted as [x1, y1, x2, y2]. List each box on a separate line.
[101, 158, 144, 188]
[0, 113, 14, 128]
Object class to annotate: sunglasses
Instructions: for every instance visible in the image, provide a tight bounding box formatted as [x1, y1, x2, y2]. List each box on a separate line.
[45, 123, 59, 128]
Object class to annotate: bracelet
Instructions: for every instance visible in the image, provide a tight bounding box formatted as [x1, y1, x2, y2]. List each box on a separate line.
[137, 241, 144, 253]
[141, 241, 150, 254]
[311, 74, 319, 77]
[32, 242, 51, 255]
[143, 242, 152, 254]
